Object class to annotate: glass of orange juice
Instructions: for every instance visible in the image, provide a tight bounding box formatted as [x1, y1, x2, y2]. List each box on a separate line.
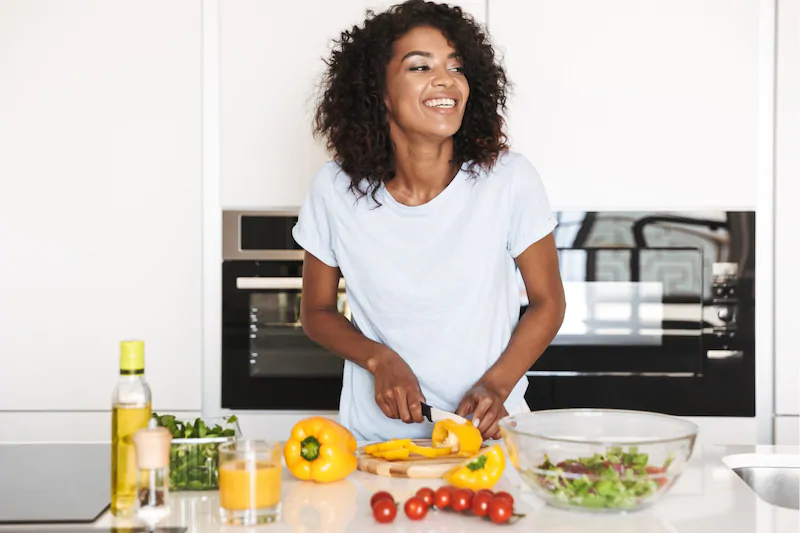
[218, 439, 282, 525]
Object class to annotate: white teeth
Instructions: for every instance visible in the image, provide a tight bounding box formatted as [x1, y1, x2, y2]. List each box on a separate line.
[424, 98, 456, 108]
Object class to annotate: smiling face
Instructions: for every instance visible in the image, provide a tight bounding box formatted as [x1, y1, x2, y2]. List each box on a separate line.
[384, 26, 470, 143]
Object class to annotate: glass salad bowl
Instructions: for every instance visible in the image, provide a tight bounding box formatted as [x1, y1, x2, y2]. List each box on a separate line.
[152, 413, 242, 491]
[499, 409, 698, 513]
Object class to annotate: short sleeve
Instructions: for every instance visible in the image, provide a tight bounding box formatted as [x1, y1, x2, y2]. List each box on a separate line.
[292, 163, 339, 267]
[507, 154, 558, 258]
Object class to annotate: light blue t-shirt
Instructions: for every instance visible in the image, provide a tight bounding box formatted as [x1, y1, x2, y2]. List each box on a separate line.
[292, 151, 557, 442]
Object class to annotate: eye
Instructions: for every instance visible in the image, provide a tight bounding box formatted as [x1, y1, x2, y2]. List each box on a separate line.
[409, 65, 430, 72]
[449, 66, 465, 74]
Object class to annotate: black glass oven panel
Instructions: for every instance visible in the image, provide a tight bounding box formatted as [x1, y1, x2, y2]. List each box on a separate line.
[240, 215, 300, 250]
[535, 247, 704, 373]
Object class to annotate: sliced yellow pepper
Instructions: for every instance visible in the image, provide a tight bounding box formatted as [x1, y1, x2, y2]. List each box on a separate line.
[372, 448, 410, 460]
[432, 419, 483, 457]
[444, 444, 506, 490]
[409, 443, 452, 458]
[363, 438, 411, 455]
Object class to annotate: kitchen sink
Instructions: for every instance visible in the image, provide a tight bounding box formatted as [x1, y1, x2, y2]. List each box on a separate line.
[724, 454, 800, 511]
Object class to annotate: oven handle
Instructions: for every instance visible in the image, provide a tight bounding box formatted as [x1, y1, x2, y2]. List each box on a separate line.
[236, 277, 346, 290]
[526, 371, 696, 378]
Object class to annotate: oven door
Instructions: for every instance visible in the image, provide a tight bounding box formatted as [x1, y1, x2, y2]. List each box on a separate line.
[523, 245, 754, 417]
[221, 260, 347, 410]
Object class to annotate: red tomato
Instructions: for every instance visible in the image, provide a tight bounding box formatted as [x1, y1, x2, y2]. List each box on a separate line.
[372, 498, 397, 523]
[404, 497, 429, 521]
[434, 486, 453, 509]
[471, 491, 493, 517]
[492, 491, 514, 506]
[415, 487, 435, 508]
[370, 491, 393, 509]
[489, 498, 513, 524]
[477, 489, 494, 497]
[646, 466, 667, 474]
[451, 488, 473, 512]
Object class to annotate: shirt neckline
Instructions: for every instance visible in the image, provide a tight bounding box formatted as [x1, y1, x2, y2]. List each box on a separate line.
[379, 165, 467, 215]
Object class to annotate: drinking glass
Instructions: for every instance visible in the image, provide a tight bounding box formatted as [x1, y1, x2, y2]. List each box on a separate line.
[218, 440, 282, 525]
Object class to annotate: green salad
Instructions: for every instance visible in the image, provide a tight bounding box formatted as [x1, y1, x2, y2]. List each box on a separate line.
[152, 413, 239, 491]
[523, 446, 674, 510]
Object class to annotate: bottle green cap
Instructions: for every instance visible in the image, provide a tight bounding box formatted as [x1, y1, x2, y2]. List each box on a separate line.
[120, 340, 145, 372]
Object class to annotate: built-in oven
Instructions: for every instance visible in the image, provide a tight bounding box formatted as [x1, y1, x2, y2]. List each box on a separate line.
[221, 211, 348, 410]
[525, 210, 755, 417]
[222, 209, 755, 417]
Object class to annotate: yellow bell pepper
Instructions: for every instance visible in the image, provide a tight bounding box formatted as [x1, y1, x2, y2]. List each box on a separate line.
[409, 443, 452, 458]
[444, 444, 506, 490]
[432, 419, 483, 456]
[284, 416, 358, 483]
[372, 448, 410, 460]
[363, 438, 411, 455]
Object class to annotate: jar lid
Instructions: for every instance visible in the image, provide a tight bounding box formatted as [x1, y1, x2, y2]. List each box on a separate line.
[133, 425, 172, 469]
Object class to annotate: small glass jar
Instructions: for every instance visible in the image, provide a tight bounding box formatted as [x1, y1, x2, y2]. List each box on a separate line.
[133, 422, 173, 529]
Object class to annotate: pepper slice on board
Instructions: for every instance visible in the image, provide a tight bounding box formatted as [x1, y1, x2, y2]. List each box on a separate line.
[432, 419, 483, 456]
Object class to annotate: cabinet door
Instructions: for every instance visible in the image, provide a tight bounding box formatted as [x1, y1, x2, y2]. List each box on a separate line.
[0, 0, 202, 411]
[775, 0, 800, 415]
[488, 0, 760, 209]
[221, 0, 486, 209]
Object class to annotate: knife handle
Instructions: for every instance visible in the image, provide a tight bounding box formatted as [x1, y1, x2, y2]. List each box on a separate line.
[420, 401, 433, 423]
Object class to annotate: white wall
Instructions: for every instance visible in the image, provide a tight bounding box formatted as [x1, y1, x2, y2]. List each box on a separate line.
[0, 0, 203, 427]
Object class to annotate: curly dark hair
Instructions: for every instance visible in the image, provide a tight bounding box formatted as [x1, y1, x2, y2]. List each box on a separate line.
[313, 0, 510, 201]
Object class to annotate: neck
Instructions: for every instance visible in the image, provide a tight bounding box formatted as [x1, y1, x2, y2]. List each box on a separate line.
[387, 134, 458, 206]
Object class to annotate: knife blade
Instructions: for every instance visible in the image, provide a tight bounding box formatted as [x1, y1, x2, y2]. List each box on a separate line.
[420, 401, 468, 424]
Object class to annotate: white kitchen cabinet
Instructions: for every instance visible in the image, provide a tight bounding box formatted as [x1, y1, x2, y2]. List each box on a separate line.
[0, 1, 203, 411]
[775, 0, 800, 416]
[487, 0, 761, 210]
[774, 417, 799, 445]
[220, 0, 486, 209]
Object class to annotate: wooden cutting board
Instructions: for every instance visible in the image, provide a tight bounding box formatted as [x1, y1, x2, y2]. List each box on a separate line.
[356, 439, 473, 479]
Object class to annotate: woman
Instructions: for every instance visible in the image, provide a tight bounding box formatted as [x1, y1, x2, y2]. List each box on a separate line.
[293, 0, 566, 442]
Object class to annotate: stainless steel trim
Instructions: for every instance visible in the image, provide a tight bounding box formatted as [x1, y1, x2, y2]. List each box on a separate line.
[222, 210, 302, 261]
[236, 277, 345, 290]
[525, 371, 696, 378]
[707, 349, 744, 359]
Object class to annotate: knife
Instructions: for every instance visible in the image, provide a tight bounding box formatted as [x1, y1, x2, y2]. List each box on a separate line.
[420, 401, 469, 424]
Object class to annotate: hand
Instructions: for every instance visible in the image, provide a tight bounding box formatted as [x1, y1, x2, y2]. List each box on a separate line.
[455, 382, 509, 440]
[369, 349, 426, 424]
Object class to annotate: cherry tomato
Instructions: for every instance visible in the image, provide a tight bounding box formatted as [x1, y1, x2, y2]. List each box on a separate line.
[370, 491, 393, 509]
[415, 487, 435, 508]
[471, 491, 493, 517]
[404, 496, 429, 521]
[434, 486, 453, 509]
[451, 488, 473, 512]
[372, 498, 397, 523]
[492, 491, 514, 507]
[489, 498, 513, 524]
[477, 489, 494, 498]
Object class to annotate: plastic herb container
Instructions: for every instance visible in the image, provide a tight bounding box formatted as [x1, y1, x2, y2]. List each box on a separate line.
[152, 413, 242, 491]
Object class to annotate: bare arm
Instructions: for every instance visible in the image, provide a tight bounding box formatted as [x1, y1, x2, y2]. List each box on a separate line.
[456, 233, 566, 438]
[300, 251, 426, 423]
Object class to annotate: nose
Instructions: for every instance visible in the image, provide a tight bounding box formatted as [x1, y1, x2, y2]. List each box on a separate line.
[432, 67, 456, 88]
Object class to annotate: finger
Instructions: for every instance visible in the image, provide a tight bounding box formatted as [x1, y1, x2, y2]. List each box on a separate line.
[408, 389, 424, 423]
[473, 396, 494, 430]
[377, 398, 395, 420]
[478, 409, 497, 436]
[455, 396, 475, 418]
[395, 388, 413, 423]
[484, 420, 501, 440]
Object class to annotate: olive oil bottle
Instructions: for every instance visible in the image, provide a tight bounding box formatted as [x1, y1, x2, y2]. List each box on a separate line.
[111, 340, 152, 517]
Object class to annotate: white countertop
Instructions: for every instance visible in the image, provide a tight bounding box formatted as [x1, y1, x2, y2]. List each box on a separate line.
[14, 443, 800, 532]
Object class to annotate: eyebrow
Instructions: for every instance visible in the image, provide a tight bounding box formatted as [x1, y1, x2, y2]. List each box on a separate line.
[401, 51, 460, 61]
